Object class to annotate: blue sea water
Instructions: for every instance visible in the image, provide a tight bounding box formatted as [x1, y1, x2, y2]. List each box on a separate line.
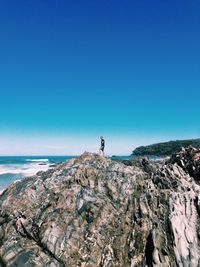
[0, 156, 76, 191]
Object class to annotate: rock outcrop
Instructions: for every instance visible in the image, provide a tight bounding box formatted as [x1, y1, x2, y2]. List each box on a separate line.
[170, 146, 200, 182]
[0, 151, 200, 266]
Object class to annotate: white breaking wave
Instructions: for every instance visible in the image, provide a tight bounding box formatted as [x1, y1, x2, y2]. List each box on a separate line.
[0, 163, 50, 177]
[25, 159, 49, 162]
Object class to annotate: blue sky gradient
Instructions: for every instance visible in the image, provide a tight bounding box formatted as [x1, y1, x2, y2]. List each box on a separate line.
[0, 0, 200, 155]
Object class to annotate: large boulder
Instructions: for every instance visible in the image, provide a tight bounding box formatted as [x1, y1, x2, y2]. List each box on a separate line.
[0, 152, 200, 266]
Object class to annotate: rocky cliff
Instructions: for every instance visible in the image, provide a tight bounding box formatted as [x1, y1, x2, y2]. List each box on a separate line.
[0, 150, 200, 267]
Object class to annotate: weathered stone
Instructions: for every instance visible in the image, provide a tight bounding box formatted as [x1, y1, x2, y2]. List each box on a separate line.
[0, 151, 200, 266]
[170, 146, 200, 182]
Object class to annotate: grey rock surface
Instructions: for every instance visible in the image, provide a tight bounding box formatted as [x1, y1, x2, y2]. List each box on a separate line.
[0, 151, 200, 266]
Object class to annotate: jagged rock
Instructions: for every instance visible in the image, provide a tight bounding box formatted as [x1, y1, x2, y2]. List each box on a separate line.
[0, 151, 200, 266]
[170, 146, 200, 182]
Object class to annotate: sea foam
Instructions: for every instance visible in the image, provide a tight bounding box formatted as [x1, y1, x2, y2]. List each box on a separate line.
[25, 159, 49, 162]
[0, 163, 50, 176]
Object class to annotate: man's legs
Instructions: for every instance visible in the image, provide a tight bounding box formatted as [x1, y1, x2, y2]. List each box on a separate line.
[99, 148, 104, 156]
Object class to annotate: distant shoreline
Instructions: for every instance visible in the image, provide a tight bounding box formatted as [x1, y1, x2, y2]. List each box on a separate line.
[132, 138, 200, 157]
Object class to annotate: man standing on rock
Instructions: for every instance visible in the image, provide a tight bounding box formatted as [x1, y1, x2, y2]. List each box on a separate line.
[99, 136, 105, 156]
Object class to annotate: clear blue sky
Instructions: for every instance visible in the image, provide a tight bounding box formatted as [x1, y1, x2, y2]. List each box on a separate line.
[0, 0, 200, 155]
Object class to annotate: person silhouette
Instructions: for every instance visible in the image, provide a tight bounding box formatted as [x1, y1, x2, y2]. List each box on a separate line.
[99, 136, 105, 156]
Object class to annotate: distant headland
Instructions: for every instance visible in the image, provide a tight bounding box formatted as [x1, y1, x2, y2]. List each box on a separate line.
[132, 138, 200, 156]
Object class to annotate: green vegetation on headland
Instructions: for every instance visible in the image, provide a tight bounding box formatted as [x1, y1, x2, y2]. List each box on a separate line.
[132, 138, 200, 156]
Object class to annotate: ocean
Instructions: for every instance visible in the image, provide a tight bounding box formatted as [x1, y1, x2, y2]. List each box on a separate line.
[0, 156, 76, 191]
